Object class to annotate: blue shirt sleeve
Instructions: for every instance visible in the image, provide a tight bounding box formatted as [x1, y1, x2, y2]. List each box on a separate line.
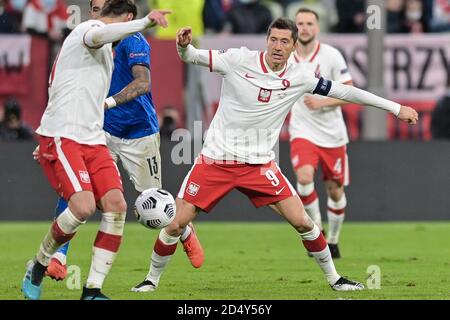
[124, 34, 151, 70]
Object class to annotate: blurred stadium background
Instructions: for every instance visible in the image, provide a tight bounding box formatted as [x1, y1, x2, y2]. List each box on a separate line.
[0, 0, 449, 300]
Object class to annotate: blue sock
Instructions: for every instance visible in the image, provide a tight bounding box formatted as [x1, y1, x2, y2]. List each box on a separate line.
[54, 197, 70, 257]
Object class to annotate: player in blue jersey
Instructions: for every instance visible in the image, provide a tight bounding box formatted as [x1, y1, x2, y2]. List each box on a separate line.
[42, 0, 204, 293]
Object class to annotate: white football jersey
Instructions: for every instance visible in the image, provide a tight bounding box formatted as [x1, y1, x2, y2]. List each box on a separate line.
[36, 20, 114, 145]
[288, 42, 352, 147]
[201, 47, 323, 164]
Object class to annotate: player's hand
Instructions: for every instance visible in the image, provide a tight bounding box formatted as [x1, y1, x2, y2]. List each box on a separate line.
[397, 105, 419, 124]
[147, 9, 171, 28]
[32, 145, 40, 163]
[176, 27, 192, 48]
[303, 95, 323, 110]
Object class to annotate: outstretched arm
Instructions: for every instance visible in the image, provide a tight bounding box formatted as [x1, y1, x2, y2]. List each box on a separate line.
[175, 27, 210, 67]
[84, 10, 171, 49]
[315, 78, 418, 124]
[304, 81, 354, 111]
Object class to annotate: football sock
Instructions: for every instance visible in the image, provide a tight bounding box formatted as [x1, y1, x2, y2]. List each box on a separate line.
[31, 260, 47, 286]
[36, 207, 84, 266]
[54, 197, 70, 258]
[146, 228, 179, 286]
[297, 182, 323, 230]
[327, 194, 346, 244]
[86, 212, 125, 289]
[300, 224, 340, 285]
[52, 252, 67, 265]
[180, 224, 192, 242]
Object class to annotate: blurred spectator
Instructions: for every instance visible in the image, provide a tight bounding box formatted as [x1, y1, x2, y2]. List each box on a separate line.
[159, 106, 180, 138]
[334, 0, 366, 33]
[429, 0, 450, 32]
[0, 0, 21, 33]
[431, 86, 450, 139]
[203, 0, 235, 33]
[404, 0, 425, 33]
[149, 0, 204, 39]
[0, 99, 34, 141]
[223, 0, 272, 34]
[284, 0, 332, 32]
[21, 0, 69, 41]
[274, 0, 298, 12]
[387, 0, 406, 33]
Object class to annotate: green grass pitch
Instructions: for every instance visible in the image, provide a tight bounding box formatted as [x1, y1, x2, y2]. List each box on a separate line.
[1, 221, 449, 300]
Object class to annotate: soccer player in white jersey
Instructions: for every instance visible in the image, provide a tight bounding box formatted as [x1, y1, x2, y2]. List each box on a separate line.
[39, 0, 203, 290]
[21, 0, 170, 300]
[288, 8, 355, 258]
[138, 18, 418, 292]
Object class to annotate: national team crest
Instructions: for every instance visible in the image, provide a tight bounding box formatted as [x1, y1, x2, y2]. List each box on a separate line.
[187, 182, 200, 196]
[258, 88, 272, 103]
[79, 170, 90, 183]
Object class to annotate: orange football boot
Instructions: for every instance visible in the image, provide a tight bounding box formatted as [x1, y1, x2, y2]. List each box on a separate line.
[182, 223, 204, 268]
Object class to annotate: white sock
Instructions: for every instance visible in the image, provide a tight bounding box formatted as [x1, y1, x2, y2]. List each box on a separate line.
[297, 182, 322, 230]
[86, 247, 117, 289]
[180, 224, 192, 242]
[36, 207, 84, 266]
[304, 198, 322, 230]
[86, 212, 125, 289]
[327, 195, 347, 244]
[53, 252, 67, 265]
[300, 224, 340, 285]
[146, 228, 179, 286]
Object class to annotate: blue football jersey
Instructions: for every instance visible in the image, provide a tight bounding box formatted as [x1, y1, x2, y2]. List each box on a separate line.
[103, 33, 159, 139]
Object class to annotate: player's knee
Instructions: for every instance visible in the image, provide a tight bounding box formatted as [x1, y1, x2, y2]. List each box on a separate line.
[100, 189, 127, 213]
[70, 202, 96, 221]
[295, 211, 315, 233]
[327, 186, 344, 202]
[297, 174, 314, 186]
[105, 196, 127, 213]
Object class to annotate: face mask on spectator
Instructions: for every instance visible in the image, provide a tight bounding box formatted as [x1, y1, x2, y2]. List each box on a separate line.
[10, 0, 27, 11]
[406, 10, 422, 21]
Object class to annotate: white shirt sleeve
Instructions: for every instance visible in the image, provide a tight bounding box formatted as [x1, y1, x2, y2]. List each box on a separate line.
[331, 49, 352, 84]
[308, 76, 401, 116]
[83, 17, 152, 49]
[177, 44, 243, 75]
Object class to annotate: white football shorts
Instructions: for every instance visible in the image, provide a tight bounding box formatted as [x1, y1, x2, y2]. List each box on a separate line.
[105, 131, 162, 192]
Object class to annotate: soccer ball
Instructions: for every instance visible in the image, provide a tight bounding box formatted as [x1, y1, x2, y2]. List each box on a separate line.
[134, 188, 176, 229]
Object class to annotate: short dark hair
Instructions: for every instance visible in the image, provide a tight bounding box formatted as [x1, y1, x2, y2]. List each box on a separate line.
[100, 0, 137, 19]
[296, 8, 320, 21]
[267, 18, 298, 43]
